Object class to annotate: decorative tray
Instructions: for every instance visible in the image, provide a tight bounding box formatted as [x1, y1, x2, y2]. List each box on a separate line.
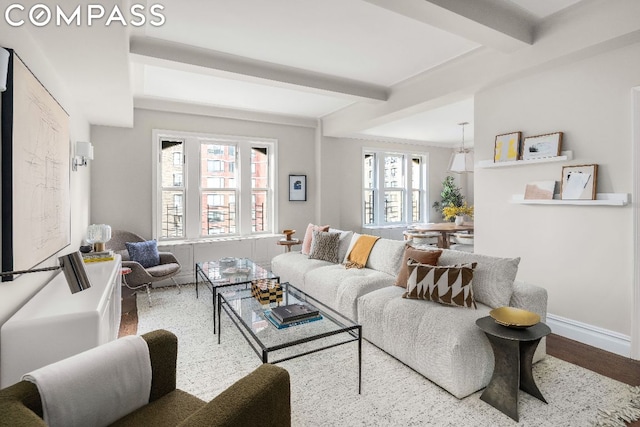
[489, 307, 540, 329]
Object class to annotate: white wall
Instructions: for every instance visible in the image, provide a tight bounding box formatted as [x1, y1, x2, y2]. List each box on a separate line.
[0, 31, 91, 373]
[90, 108, 317, 243]
[475, 42, 640, 347]
[320, 136, 459, 231]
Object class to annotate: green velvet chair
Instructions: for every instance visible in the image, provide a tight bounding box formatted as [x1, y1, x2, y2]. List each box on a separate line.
[0, 330, 291, 427]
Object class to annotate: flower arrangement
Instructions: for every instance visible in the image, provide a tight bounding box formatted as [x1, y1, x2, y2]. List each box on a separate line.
[442, 203, 474, 221]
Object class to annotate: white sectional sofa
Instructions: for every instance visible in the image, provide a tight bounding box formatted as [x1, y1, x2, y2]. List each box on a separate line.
[271, 232, 548, 399]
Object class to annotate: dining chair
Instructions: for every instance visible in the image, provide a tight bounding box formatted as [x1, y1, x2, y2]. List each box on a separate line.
[449, 232, 474, 252]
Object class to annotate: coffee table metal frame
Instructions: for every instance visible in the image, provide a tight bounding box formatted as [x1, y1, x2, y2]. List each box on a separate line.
[476, 316, 551, 422]
[195, 259, 279, 334]
[218, 282, 362, 393]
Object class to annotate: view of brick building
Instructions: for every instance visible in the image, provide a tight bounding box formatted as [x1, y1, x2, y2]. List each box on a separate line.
[160, 141, 270, 238]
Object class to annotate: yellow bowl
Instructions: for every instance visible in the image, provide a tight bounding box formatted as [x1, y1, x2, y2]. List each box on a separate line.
[489, 307, 540, 329]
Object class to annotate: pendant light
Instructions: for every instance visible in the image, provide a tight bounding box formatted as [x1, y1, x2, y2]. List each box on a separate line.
[448, 122, 474, 173]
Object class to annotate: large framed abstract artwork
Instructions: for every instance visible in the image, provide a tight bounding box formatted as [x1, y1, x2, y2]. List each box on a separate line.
[1, 50, 70, 279]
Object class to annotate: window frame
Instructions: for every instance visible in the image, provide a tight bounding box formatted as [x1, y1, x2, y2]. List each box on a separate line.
[362, 148, 429, 227]
[152, 129, 277, 242]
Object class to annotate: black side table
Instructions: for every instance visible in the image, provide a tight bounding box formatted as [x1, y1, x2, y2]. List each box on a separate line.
[476, 316, 551, 422]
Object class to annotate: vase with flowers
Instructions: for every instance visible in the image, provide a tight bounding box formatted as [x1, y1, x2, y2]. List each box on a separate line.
[442, 203, 474, 225]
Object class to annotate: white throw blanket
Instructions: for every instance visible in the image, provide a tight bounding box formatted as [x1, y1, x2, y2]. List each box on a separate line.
[23, 335, 152, 427]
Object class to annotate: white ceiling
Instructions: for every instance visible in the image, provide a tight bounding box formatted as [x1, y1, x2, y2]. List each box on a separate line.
[23, 0, 591, 145]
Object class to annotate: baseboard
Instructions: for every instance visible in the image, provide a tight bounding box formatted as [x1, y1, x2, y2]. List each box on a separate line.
[547, 313, 631, 358]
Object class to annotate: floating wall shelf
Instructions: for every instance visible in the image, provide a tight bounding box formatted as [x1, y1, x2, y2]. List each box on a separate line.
[477, 151, 573, 169]
[511, 193, 629, 206]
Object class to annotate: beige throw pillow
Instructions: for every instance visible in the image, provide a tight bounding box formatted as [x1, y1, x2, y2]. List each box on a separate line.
[438, 250, 520, 308]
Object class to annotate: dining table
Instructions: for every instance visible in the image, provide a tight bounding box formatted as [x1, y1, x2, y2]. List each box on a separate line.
[408, 222, 474, 249]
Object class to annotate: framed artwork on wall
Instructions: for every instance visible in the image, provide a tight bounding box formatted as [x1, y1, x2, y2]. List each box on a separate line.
[1, 50, 71, 279]
[289, 174, 307, 201]
[494, 131, 522, 162]
[561, 164, 598, 200]
[522, 132, 563, 160]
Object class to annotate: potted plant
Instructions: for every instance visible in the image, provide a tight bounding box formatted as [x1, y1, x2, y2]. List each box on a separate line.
[432, 176, 465, 221]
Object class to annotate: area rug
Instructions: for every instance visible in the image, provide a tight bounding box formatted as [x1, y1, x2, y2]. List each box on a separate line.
[137, 285, 639, 426]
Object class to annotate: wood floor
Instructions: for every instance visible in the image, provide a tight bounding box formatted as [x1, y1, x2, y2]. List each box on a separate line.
[119, 289, 640, 425]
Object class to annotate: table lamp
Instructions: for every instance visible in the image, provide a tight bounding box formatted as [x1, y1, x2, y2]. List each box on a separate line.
[86, 224, 112, 252]
[0, 252, 92, 294]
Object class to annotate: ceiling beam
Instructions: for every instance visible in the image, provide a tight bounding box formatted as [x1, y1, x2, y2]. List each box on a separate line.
[130, 36, 388, 102]
[324, 0, 640, 137]
[134, 97, 317, 129]
[362, 0, 534, 53]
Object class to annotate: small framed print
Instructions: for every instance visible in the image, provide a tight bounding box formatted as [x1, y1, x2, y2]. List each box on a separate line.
[522, 132, 563, 160]
[494, 131, 522, 162]
[561, 164, 598, 200]
[524, 181, 556, 200]
[289, 174, 307, 201]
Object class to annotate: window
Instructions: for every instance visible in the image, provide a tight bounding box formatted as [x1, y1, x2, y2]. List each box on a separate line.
[207, 159, 223, 172]
[172, 151, 181, 165]
[202, 143, 237, 235]
[363, 150, 428, 226]
[207, 177, 224, 188]
[251, 146, 269, 232]
[159, 140, 185, 238]
[154, 131, 276, 240]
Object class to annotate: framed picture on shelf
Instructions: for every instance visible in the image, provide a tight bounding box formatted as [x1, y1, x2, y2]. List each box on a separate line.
[522, 132, 563, 160]
[561, 164, 598, 200]
[289, 174, 307, 201]
[494, 131, 522, 162]
[524, 181, 556, 200]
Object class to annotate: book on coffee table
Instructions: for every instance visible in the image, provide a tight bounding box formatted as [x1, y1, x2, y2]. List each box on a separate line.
[264, 310, 322, 329]
[271, 303, 319, 324]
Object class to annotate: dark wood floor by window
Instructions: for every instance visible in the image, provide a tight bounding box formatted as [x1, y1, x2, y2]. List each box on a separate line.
[119, 290, 640, 425]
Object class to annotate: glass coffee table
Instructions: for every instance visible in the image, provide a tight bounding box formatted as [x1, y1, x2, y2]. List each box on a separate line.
[195, 258, 279, 334]
[218, 282, 362, 393]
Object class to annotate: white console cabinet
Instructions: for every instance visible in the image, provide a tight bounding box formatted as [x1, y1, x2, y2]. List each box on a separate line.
[0, 256, 122, 387]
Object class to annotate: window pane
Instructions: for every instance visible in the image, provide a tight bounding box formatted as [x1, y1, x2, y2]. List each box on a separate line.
[202, 191, 236, 235]
[251, 147, 270, 233]
[364, 190, 375, 225]
[202, 144, 236, 191]
[412, 190, 420, 222]
[161, 141, 183, 188]
[384, 155, 404, 188]
[412, 157, 421, 189]
[252, 190, 268, 232]
[251, 147, 269, 188]
[364, 154, 375, 189]
[160, 190, 184, 238]
[384, 191, 403, 223]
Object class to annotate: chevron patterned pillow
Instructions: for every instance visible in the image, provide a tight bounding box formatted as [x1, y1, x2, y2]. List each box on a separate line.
[403, 259, 477, 309]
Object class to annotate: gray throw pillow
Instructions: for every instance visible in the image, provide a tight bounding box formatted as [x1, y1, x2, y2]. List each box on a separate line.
[309, 230, 340, 263]
[437, 249, 520, 308]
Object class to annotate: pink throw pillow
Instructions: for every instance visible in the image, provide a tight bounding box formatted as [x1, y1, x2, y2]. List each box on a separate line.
[301, 223, 330, 255]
